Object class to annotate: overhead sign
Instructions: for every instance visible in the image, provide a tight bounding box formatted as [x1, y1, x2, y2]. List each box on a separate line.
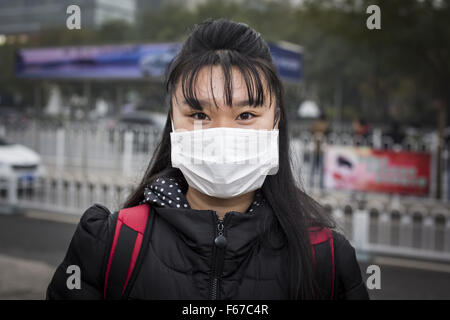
[15, 42, 302, 82]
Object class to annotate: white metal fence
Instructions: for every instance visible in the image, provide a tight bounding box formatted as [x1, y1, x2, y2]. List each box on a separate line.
[314, 191, 450, 262]
[0, 120, 162, 177]
[0, 173, 132, 215]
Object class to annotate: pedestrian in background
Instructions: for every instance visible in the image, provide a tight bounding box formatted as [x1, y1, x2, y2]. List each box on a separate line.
[309, 112, 329, 189]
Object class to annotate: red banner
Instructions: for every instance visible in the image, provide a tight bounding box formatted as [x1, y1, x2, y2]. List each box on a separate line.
[324, 146, 431, 195]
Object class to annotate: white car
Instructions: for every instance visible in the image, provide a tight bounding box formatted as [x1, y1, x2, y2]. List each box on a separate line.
[0, 136, 46, 191]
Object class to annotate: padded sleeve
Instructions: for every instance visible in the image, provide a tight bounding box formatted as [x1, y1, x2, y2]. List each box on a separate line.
[46, 204, 117, 300]
[332, 231, 370, 300]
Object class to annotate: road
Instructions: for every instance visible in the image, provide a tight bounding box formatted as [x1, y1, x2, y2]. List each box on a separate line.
[0, 210, 449, 300]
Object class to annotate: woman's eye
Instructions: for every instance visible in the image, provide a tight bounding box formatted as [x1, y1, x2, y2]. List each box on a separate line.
[190, 112, 209, 120]
[237, 112, 255, 120]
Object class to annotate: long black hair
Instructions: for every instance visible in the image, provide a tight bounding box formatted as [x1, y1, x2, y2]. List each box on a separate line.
[123, 18, 335, 299]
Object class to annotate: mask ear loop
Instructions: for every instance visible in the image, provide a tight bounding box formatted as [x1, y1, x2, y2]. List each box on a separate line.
[169, 103, 175, 132]
[273, 108, 280, 129]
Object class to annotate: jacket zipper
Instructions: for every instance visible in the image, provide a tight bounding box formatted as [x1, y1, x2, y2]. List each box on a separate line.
[209, 212, 230, 300]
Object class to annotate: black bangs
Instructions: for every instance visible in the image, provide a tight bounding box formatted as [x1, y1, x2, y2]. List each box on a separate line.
[167, 49, 277, 111]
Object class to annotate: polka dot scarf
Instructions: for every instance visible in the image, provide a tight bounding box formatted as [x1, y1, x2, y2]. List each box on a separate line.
[139, 175, 266, 213]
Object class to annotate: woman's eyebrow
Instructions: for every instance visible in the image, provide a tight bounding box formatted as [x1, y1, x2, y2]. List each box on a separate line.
[182, 99, 256, 109]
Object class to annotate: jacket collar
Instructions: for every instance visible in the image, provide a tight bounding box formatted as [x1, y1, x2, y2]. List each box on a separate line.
[142, 174, 280, 254]
[141, 175, 266, 213]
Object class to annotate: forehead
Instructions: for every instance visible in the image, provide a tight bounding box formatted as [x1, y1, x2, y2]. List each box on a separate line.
[173, 65, 271, 108]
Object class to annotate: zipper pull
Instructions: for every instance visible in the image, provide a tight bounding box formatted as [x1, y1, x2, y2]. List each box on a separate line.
[214, 220, 227, 248]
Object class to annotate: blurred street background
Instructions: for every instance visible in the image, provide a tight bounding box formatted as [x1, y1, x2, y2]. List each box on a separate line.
[1, 0, 450, 299]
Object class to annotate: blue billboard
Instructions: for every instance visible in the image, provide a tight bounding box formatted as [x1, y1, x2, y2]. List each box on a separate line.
[15, 41, 302, 82]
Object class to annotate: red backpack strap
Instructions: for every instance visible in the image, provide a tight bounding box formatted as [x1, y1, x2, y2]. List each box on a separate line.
[308, 226, 335, 300]
[104, 203, 151, 299]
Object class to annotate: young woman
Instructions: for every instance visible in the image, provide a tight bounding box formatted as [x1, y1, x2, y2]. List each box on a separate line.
[46, 19, 369, 300]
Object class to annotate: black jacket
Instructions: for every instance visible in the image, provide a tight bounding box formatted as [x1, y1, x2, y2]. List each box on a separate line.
[46, 176, 369, 300]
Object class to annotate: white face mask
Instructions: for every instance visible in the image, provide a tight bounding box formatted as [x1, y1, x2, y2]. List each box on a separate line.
[170, 120, 279, 198]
